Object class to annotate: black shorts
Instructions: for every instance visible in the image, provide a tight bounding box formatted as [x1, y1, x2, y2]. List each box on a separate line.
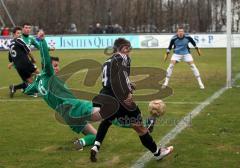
[93, 88, 142, 125]
[16, 64, 37, 81]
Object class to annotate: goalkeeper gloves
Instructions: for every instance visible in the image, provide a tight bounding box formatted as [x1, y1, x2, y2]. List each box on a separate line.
[164, 51, 170, 62]
[195, 47, 201, 56]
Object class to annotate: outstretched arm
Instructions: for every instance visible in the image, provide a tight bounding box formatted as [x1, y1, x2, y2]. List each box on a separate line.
[36, 31, 55, 51]
[31, 37, 40, 49]
[38, 33, 54, 76]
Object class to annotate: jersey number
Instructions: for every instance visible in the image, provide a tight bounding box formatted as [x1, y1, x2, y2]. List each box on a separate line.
[102, 65, 108, 86]
[10, 45, 17, 57]
[38, 80, 48, 95]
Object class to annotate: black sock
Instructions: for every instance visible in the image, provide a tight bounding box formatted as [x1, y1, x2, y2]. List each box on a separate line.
[139, 132, 158, 154]
[92, 120, 112, 152]
[95, 120, 112, 143]
[14, 82, 28, 91]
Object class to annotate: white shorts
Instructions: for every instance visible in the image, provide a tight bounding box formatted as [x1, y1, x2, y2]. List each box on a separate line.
[171, 54, 193, 62]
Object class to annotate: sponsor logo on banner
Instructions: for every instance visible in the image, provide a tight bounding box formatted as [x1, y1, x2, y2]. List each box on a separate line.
[58, 35, 139, 49]
[139, 34, 240, 48]
[0, 36, 12, 50]
[140, 36, 159, 48]
[0, 34, 239, 50]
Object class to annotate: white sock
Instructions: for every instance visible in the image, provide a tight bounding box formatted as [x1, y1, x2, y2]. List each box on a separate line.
[79, 138, 86, 146]
[91, 146, 99, 152]
[91, 141, 101, 152]
[197, 77, 203, 85]
[164, 63, 175, 86]
[153, 147, 160, 156]
[94, 141, 101, 146]
[190, 64, 200, 77]
[190, 64, 203, 85]
[163, 77, 170, 86]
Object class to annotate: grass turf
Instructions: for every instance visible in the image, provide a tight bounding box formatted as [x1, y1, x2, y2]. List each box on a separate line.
[0, 48, 239, 168]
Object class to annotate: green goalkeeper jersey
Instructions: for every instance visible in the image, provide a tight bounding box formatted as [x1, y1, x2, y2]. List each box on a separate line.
[24, 39, 93, 132]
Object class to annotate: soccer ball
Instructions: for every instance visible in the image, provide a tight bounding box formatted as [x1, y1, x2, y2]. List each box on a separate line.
[148, 99, 166, 117]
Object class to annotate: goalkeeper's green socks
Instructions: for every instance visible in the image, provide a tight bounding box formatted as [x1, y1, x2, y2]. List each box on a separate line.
[79, 134, 96, 146]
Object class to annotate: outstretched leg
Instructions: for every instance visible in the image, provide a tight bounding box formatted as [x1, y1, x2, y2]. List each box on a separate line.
[132, 124, 173, 160]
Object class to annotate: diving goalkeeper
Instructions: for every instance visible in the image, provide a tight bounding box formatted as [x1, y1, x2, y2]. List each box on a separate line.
[24, 32, 115, 150]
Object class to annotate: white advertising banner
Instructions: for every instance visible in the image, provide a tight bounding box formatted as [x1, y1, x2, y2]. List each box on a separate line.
[1, 34, 239, 50]
[139, 34, 240, 49]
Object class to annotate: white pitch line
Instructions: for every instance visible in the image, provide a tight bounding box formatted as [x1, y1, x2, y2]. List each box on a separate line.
[138, 101, 208, 105]
[0, 99, 42, 102]
[131, 86, 228, 168]
[0, 86, 7, 90]
[165, 101, 208, 105]
[131, 73, 240, 168]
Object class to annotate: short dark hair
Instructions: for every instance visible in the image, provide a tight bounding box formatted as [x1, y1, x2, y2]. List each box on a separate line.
[12, 26, 22, 34]
[22, 22, 31, 27]
[113, 38, 131, 52]
[50, 56, 59, 62]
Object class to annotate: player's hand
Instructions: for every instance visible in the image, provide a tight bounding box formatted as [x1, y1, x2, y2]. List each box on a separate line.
[164, 52, 170, 62]
[124, 93, 133, 106]
[196, 47, 201, 56]
[8, 63, 13, 69]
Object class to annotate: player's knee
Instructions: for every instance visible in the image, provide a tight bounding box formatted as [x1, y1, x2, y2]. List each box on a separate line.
[171, 60, 176, 64]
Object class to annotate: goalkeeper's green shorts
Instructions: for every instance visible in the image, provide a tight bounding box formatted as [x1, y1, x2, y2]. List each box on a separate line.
[56, 98, 93, 134]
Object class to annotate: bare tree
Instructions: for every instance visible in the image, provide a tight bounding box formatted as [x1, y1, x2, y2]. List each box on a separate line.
[1, 0, 240, 34]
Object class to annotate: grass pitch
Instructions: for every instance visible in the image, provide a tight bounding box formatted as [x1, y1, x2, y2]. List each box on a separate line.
[0, 48, 239, 168]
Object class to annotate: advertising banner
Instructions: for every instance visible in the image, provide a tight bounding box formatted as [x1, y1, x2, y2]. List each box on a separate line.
[45, 35, 139, 49]
[139, 34, 240, 49]
[1, 34, 239, 50]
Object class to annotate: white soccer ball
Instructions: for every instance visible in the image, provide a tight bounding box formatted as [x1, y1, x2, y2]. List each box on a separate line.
[148, 99, 166, 117]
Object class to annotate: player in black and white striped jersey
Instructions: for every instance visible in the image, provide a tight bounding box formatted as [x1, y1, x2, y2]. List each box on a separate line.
[7, 27, 39, 98]
[90, 38, 173, 162]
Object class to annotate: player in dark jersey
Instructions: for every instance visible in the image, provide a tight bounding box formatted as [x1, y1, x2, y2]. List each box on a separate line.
[90, 38, 173, 162]
[9, 23, 40, 96]
[9, 23, 54, 98]
[8, 27, 39, 98]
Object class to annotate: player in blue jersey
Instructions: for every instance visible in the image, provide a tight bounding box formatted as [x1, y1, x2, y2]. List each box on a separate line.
[162, 27, 205, 89]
